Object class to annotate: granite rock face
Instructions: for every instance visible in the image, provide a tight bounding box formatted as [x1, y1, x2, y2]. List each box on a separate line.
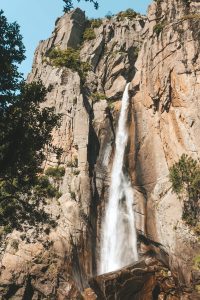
[0, 1, 200, 299]
[129, 0, 200, 287]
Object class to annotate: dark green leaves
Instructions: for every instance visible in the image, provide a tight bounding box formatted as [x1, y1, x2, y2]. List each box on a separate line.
[63, 0, 99, 13]
[45, 47, 91, 82]
[0, 11, 61, 233]
[169, 154, 200, 226]
[0, 10, 25, 108]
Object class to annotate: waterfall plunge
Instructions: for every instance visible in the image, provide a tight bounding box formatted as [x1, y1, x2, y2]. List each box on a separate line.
[99, 83, 138, 274]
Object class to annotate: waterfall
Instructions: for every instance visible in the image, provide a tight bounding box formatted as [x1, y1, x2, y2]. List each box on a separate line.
[99, 83, 138, 274]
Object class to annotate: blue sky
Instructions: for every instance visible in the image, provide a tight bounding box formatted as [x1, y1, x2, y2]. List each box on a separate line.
[0, 0, 151, 76]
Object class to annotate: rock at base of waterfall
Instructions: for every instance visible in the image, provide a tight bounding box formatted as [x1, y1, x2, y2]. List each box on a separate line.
[83, 259, 199, 300]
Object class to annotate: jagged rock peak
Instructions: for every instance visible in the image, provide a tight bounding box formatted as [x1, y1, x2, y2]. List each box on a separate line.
[53, 8, 86, 49]
[28, 7, 147, 99]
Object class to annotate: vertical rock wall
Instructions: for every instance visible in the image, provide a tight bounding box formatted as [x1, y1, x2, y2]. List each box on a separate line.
[130, 0, 200, 286]
[0, 1, 200, 298]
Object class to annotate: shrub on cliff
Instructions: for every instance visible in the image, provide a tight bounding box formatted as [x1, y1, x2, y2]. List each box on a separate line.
[34, 176, 59, 199]
[45, 166, 65, 179]
[117, 9, 138, 21]
[46, 47, 91, 81]
[91, 92, 107, 103]
[83, 27, 96, 41]
[45, 166, 65, 194]
[82, 18, 102, 43]
[153, 23, 164, 36]
[91, 18, 102, 28]
[169, 154, 200, 226]
[47, 47, 80, 69]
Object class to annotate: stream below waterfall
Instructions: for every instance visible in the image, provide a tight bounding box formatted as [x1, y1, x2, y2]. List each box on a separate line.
[99, 83, 138, 275]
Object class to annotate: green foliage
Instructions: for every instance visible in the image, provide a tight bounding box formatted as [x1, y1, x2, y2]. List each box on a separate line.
[70, 190, 76, 200]
[133, 46, 140, 57]
[0, 176, 58, 231]
[153, 23, 164, 35]
[0, 10, 25, 108]
[63, 0, 99, 13]
[11, 240, 19, 251]
[169, 154, 200, 198]
[3, 225, 12, 234]
[81, 18, 102, 44]
[34, 176, 59, 198]
[117, 9, 138, 21]
[47, 47, 80, 69]
[0, 11, 61, 233]
[83, 28, 96, 41]
[91, 92, 107, 103]
[45, 166, 65, 180]
[46, 47, 91, 81]
[90, 18, 102, 28]
[193, 255, 200, 270]
[0, 81, 61, 182]
[169, 154, 200, 226]
[108, 101, 115, 110]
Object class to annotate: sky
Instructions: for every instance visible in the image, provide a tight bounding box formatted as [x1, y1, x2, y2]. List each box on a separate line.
[0, 0, 151, 77]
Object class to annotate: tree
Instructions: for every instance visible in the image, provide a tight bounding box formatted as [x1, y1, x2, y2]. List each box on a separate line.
[169, 154, 200, 226]
[0, 10, 25, 108]
[0, 11, 61, 231]
[63, 0, 99, 12]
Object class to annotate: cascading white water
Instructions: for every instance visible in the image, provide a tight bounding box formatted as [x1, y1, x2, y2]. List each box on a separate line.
[99, 83, 138, 274]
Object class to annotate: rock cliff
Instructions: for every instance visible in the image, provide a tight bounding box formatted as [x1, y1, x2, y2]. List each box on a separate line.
[130, 0, 200, 287]
[0, 1, 200, 299]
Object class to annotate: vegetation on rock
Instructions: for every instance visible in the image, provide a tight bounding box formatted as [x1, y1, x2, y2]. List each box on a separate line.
[46, 47, 91, 81]
[169, 154, 200, 227]
[90, 92, 107, 103]
[83, 27, 96, 41]
[153, 23, 164, 35]
[34, 176, 60, 198]
[82, 18, 102, 43]
[194, 255, 200, 270]
[45, 166, 65, 195]
[90, 18, 102, 28]
[45, 166, 65, 179]
[69, 190, 76, 200]
[117, 9, 138, 21]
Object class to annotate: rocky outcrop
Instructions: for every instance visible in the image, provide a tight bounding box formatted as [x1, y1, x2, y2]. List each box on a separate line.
[0, 1, 200, 299]
[83, 258, 199, 300]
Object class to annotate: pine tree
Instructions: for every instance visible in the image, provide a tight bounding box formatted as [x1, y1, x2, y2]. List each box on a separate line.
[0, 11, 61, 231]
